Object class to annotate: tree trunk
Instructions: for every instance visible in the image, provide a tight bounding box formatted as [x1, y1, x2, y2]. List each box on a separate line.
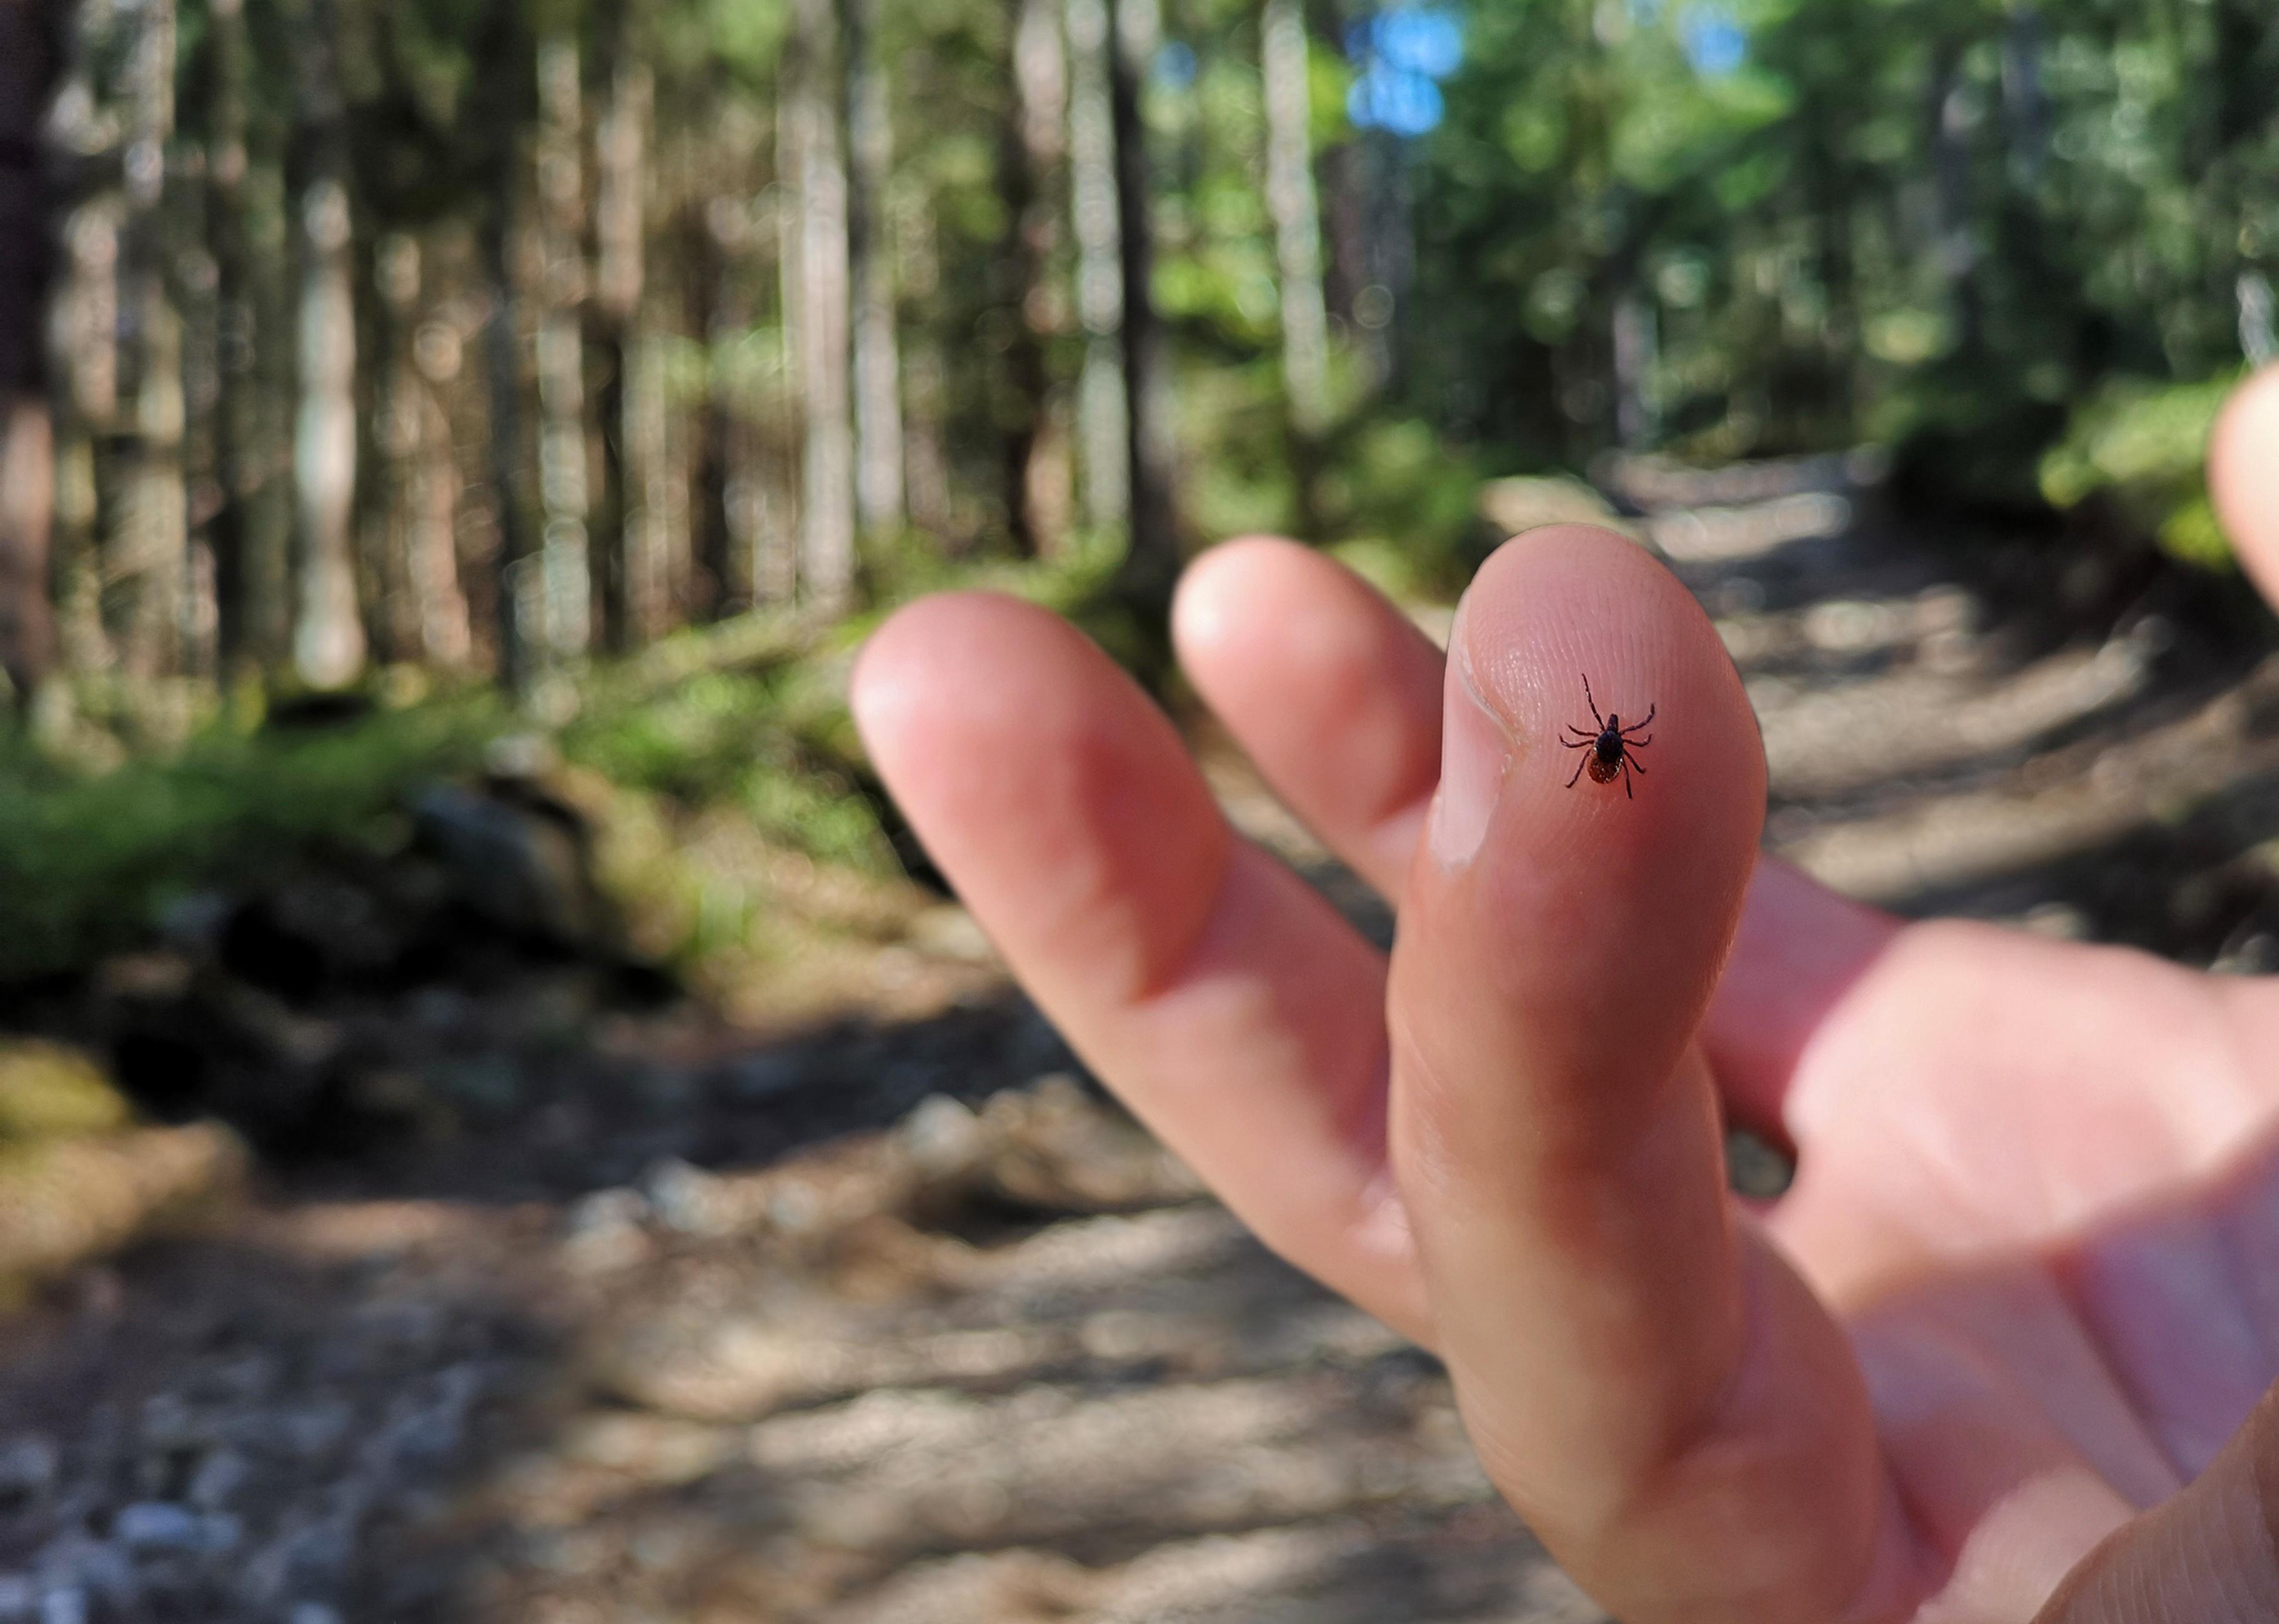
[2000, 4, 2048, 181]
[293, 174, 363, 688]
[375, 234, 470, 667]
[896, 191, 955, 540]
[845, 0, 905, 538]
[1261, 0, 1328, 439]
[620, 326, 681, 640]
[480, 0, 535, 690]
[205, 0, 252, 679]
[1065, 0, 1127, 533]
[693, 197, 738, 616]
[593, 47, 651, 650]
[205, 0, 292, 684]
[0, 0, 58, 703]
[49, 197, 115, 681]
[785, 0, 855, 612]
[365, 234, 418, 662]
[284, 0, 364, 690]
[1929, 37, 1982, 355]
[1000, 0, 1069, 556]
[1612, 288, 1657, 448]
[1110, 0, 1177, 605]
[114, 0, 189, 686]
[534, 36, 591, 660]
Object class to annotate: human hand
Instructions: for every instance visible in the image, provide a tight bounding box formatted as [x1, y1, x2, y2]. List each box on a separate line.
[850, 367, 2279, 1623]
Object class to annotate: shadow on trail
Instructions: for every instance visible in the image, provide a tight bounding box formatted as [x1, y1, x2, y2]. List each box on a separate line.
[1884, 763, 2279, 966]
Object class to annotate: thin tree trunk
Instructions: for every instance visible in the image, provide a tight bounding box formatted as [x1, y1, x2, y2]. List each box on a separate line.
[367, 234, 419, 661]
[896, 191, 955, 540]
[1109, 0, 1177, 604]
[692, 202, 735, 616]
[480, 0, 535, 689]
[1929, 37, 1982, 355]
[116, 0, 188, 685]
[1065, 0, 1127, 533]
[845, 0, 904, 538]
[621, 325, 679, 640]
[2000, 4, 2048, 181]
[534, 36, 591, 659]
[48, 4, 119, 681]
[285, 0, 363, 688]
[175, 152, 219, 686]
[50, 197, 116, 680]
[1261, 0, 1328, 438]
[293, 174, 362, 688]
[244, 164, 299, 680]
[785, 0, 855, 613]
[593, 46, 651, 650]
[1612, 288, 1657, 448]
[407, 356, 471, 666]
[204, 0, 250, 680]
[206, 0, 291, 683]
[0, 0, 58, 703]
[1001, 0, 1070, 556]
[375, 234, 470, 666]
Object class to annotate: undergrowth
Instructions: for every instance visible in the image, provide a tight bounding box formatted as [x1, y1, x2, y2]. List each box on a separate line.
[0, 611, 912, 984]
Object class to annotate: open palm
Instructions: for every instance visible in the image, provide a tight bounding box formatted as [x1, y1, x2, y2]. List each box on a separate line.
[850, 372, 2279, 1623]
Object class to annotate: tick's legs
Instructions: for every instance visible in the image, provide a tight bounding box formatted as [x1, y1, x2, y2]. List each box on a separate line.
[1623, 735, 1652, 750]
[1561, 738, 1592, 750]
[1566, 755, 1589, 789]
[1628, 755, 1647, 776]
[1620, 703, 1656, 736]
[1622, 758, 1635, 799]
[1582, 674, 1604, 728]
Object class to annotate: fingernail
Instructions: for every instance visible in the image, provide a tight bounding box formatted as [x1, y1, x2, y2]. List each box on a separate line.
[1427, 607, 1510, 868]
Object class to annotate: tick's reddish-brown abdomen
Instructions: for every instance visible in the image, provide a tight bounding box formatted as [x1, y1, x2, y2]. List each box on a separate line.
[1586, 753, 1621, 784]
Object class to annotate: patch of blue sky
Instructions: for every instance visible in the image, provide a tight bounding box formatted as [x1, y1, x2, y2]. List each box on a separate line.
[1682, 7, 1747, 76]
[1348, 62, 1446, 137]
[1371, 5, 1464, 79]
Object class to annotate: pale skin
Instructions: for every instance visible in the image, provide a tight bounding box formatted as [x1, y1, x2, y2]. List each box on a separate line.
[850, 365, 2279, 1622]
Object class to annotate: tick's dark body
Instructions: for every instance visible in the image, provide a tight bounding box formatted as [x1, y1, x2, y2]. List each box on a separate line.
[1561, 676, 1655, 799]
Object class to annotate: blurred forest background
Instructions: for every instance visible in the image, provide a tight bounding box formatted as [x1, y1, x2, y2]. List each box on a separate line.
[3, 0, 2279, 997]
[2, 0, 2274, 701]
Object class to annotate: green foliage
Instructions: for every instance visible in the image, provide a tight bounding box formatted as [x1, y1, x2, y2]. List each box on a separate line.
[561, 660, 891, 875]
[0, 697, 502, 981]
[2041, 377, 2242, 567]
[1383, 0, 2277, 541]
[1314, 418, 1488, 599]
[0, 620, 925, 981]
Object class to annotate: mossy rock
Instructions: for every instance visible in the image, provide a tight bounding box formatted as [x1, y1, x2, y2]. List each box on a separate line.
[0, 1041, 131, 1142]
[0, 1124, 248, 1303]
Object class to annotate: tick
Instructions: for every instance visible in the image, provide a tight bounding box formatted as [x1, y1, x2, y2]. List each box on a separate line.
[1561, 675, 1655, 799]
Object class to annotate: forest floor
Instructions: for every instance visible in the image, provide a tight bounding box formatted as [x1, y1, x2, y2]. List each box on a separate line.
[9, 467, 2279, 1624]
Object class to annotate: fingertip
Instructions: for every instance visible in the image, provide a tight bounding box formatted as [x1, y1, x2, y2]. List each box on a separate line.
[1173, 536, 1447, 896]
[1169, 535, 1307, 663]
[852, 590, 1090, 767]
[853, 589, 1232, 1006]
[1444, 522, 1764, 901]
[851, 590, 996, 748]
[2212, 365, 2279, 607]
